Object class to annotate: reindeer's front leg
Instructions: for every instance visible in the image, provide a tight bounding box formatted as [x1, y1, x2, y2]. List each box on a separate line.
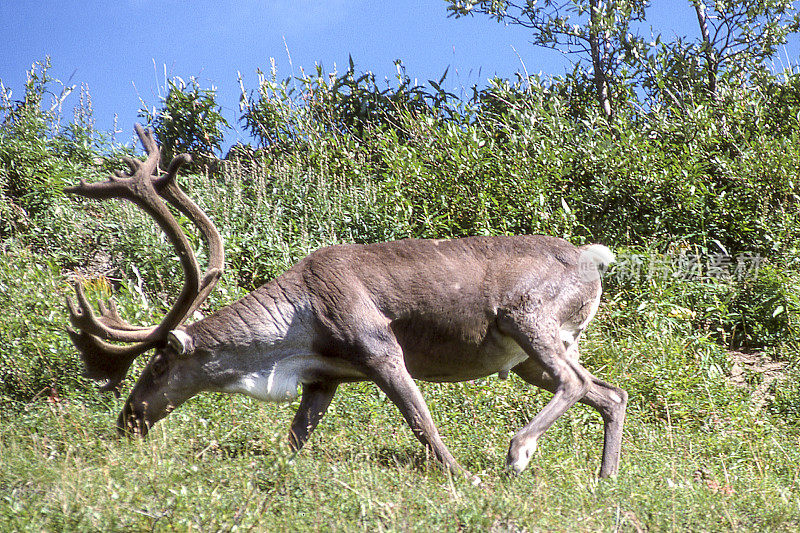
[367, 357, 463, 474]
[289, 381, 339, 452]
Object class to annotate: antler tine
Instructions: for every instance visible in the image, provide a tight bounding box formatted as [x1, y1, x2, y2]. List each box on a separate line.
[134, 124, 161, 162]
[67, 282, 153, 342]
[152, 152, 225, 322]
[97, 299, 148, 332]
[121, 156, 142, 175]
[165, 153, 192, 183]
[65, 127, 160, 200]
[66, 327, 156, 393]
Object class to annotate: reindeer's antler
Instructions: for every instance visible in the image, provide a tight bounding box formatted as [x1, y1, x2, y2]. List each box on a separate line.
[65, 125, 224, 390]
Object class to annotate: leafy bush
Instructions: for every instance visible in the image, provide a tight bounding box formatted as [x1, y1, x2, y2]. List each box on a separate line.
[0, 248, 85, 404]
[239, 58, 453, 154]
[138, 76, 230, 167]
[1, 59, 73, 233]
[604, 244, 800, 353]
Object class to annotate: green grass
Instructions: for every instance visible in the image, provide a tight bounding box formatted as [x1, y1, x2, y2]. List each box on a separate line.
[1, 327, 798, 531]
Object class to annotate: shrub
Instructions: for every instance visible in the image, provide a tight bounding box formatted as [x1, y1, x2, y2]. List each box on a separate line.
[138, 75, 230, 167]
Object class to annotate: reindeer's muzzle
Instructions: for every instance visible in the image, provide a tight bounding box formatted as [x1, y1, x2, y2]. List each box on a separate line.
[117, 402, 151, 438]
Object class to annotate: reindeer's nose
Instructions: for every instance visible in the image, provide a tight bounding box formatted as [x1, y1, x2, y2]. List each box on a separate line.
[117, 403, 149, 438]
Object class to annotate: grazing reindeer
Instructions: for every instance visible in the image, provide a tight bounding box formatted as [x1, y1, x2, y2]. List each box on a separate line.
[66, 126, 626, 477]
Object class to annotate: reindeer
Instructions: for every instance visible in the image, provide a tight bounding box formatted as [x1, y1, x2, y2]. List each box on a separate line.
[66, 126, 626, 478]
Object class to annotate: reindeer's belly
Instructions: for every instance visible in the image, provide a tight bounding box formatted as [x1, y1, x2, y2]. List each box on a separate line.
[401, 330, 529, 382]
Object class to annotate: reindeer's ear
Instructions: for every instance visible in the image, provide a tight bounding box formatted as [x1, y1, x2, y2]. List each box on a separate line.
[167, 330, 193, 355]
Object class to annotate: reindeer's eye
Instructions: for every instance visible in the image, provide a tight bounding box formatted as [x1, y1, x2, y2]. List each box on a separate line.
[151, 356, 169, 377]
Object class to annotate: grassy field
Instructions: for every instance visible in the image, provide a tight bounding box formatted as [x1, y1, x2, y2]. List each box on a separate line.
[2, 166, 799, 531]
[1, 286, 798, 531]
[1, 156, 798, 532]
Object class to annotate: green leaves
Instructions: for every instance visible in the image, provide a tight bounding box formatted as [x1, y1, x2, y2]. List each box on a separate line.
[0, 59, 101, 238]
[2, 54, 800, 412]
[239, 59, 451, 154]
[138, 76, 230, 167]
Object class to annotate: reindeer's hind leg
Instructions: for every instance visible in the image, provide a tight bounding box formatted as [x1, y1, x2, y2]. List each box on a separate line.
[512, 357, 627, 477]
[498, 313, 592, 473]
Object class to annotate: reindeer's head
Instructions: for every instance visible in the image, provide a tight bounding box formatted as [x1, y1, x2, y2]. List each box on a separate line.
[115, 329, 209, 436]
[65, 125, 224, 437]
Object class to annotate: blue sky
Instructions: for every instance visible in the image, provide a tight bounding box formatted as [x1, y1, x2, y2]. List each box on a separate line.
[2, 1, 798, 148]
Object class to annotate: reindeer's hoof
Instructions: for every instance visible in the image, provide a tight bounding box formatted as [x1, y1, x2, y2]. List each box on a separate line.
[506, 438, 537, 474]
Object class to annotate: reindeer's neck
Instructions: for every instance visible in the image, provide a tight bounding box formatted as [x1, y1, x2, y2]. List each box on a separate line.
[188, 275, 311, 352]
[184, 276, 338, 402]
